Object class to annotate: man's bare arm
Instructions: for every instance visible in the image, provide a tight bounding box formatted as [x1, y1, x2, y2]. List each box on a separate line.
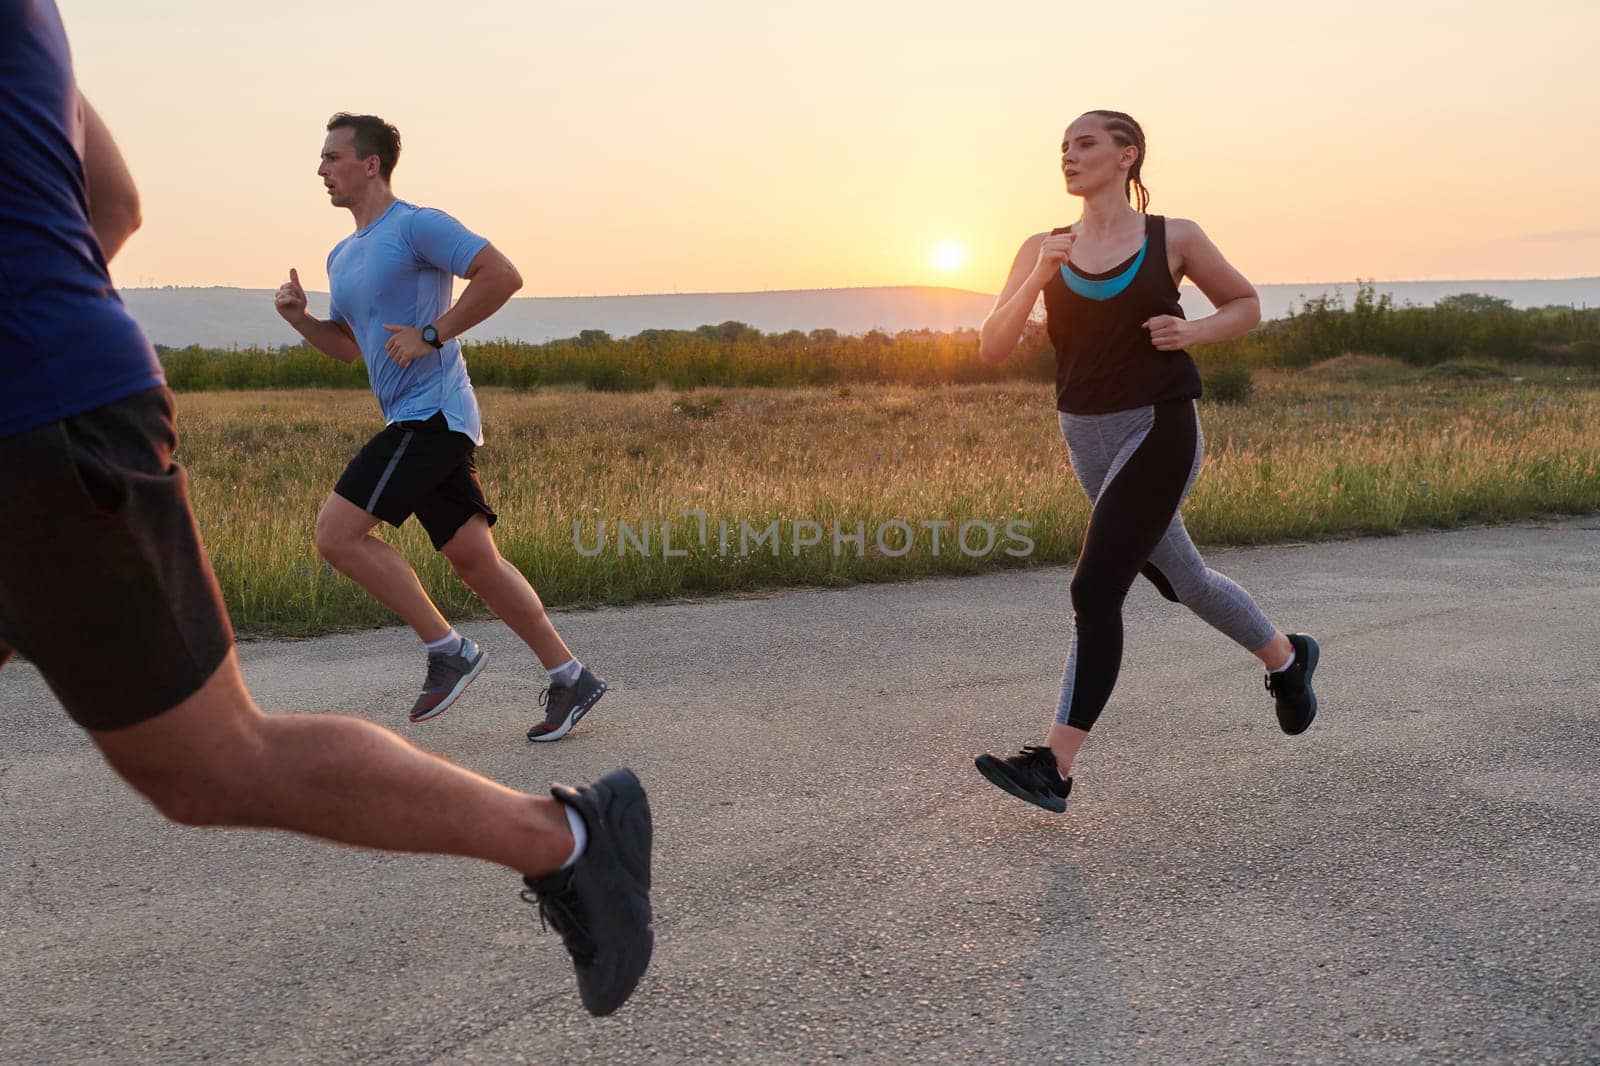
[292, 315, 363, 365]
[275, 268, 363, 363]
[380, 244, 523, 367]
[79, 94, 141, 262]
[431, 244, 523, 342]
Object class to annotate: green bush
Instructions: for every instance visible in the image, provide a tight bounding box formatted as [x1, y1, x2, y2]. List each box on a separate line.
[1201, 283, 1598, 368]
[1421, 361, 1510, 381]
[1204, 361, 1254, 404]
[1566, 340, 1600, 369]
[671, 394, 727, 420]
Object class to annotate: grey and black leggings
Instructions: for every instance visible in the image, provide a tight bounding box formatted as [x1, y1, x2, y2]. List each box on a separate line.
[1056, 399, 1277, 731]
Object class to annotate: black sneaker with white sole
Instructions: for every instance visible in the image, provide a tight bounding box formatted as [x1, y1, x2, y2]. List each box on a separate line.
[522, 767, 654, 1017]
[409, 638, 488, 723]
[1265, 632, 1320, 735]
[528, 667, 607, 742]
[974, 744, 1072, 813]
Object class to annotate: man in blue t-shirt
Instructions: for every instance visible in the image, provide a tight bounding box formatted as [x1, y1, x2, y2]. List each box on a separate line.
[0, 1, 651, 1017]
[274, 114, 604, 740]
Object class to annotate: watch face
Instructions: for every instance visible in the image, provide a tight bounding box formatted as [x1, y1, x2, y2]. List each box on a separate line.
[422, 326, 440, 346]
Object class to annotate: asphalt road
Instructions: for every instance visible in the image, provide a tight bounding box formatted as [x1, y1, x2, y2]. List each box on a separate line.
[3, 519, 1598, 1064]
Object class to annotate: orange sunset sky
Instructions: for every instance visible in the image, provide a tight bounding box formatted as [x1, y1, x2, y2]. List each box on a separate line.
[64, 0, 1599, 296]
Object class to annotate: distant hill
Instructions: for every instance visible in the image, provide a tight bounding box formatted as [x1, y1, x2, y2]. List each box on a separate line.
[122, 286, 996, 349]
[120, 278, 1600, 349]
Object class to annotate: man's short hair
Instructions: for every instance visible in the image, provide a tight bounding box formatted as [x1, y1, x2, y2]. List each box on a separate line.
[326, 113, 401, 181]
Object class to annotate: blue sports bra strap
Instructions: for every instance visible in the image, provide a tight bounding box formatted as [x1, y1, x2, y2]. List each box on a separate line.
[1059, 239, 1148, 301]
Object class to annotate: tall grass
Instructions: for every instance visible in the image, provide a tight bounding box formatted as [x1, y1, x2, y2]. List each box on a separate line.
[178, 370, 1600, 637]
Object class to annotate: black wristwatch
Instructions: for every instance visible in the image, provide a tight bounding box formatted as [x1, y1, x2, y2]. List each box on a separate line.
[420, 324, 444, 349]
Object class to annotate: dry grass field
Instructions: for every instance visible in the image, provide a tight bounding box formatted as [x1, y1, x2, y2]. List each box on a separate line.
[174, 366, 1600, 635]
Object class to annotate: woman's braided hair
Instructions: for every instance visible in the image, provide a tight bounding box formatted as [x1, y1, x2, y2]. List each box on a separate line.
[1084, 110, 1149, 211]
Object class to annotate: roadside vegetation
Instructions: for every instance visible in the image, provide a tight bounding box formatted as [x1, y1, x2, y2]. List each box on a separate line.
[158, 287, 1600, 394]
[179, 361, 1600, 636]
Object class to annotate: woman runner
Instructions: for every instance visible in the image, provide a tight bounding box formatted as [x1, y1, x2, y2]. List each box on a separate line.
[973, 110, 1320, 813]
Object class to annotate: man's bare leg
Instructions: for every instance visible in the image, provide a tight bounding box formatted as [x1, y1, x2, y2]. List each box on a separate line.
[91, 651, 571, 876]
[440, 515, 573, 668]
[314, 493, 453, 643]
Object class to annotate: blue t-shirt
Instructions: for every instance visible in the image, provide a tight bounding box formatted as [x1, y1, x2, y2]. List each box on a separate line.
[326, 200, 489, 444]
[0, 0, 164, 438]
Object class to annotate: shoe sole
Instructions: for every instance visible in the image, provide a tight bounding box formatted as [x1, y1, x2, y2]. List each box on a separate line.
[1279, 635, 1320, 736]
[974, 756, 1067, 813]
[410, 651, 489, 723]
[528, 680, 608, 743]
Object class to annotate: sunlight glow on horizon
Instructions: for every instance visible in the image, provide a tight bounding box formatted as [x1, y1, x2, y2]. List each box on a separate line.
[931, 241, 965, 274]
[59, 0, 1600, 296]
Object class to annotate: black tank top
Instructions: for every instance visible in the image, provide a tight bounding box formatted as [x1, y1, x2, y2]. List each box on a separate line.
[1041, 214, 1203, 414]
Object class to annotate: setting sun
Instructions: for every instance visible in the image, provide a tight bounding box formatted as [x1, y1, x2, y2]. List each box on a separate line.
[931, 240, 964, 273]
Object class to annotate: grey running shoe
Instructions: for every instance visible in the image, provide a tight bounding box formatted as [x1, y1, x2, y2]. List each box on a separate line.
[522, 768, 654, 1017]
[974, 745, 1072, 813]
[528, 667, 607, 742]
[1265, 632, 1320, 735]
[409, 637, 488, 723]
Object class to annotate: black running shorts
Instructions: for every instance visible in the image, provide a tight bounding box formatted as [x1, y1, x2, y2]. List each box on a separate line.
[333, 412, 497, 551]
[0, 387, 235, 731]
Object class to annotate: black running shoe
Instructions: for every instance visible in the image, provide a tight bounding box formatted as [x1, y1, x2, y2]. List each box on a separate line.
[528, 667, 608, 742]
[522, 768, 654, 1017]
[1265, 632, 1320, 735]
[974, 744, 1072, 813]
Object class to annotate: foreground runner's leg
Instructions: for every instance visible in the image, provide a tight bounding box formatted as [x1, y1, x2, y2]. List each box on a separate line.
[0, 396, 651, 1017]
[89, 652, 652, 1014]
[92, 652, 565, 864]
